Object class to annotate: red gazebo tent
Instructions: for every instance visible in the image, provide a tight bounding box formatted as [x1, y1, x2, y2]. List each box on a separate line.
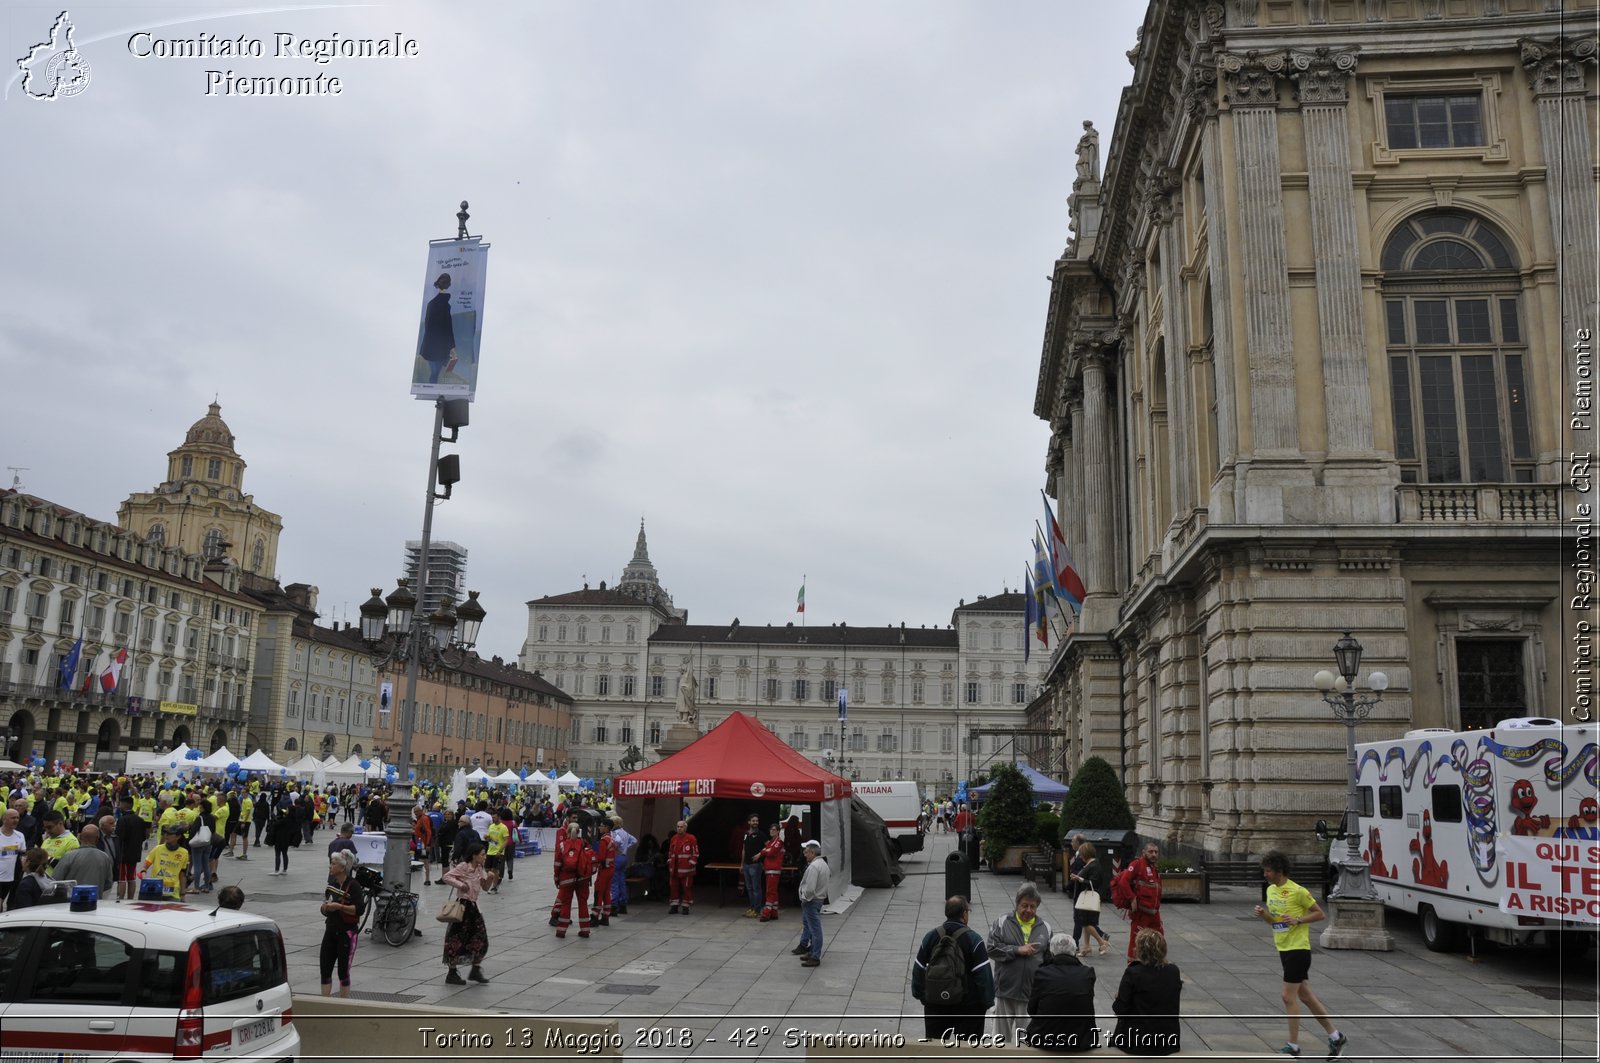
[614, 711, 853, 897]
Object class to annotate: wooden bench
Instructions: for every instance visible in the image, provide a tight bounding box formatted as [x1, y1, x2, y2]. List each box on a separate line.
[1021, 843, 1057, 892]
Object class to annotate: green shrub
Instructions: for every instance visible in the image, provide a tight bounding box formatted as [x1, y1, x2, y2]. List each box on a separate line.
[1035, 810, 1062, 847]
[1058, 755, 1135, 842]
[978, 764, 1036, 865]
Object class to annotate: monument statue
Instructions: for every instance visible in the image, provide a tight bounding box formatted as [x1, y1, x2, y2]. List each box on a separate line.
[674, 665, 699, 726]
[1074, 121, 1101, 185]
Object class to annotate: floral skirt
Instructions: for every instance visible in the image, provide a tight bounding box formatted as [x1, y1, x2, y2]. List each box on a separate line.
[442, 899, 488, 967]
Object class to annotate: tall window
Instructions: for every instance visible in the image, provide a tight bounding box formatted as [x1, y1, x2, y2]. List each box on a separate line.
[705, 676, 718, 699]
[965, 681, 980, 704]
[790, 726, 806, 749]
[596, 675, 610, 696]
[792, 679, 809, 702]
[765, 678, 779, 701]
[1383, 211, 1531, 483]
[649, 675, 664, 698]
[820, 679, 836, 702]
[1457, 639, 1526, 731]
[648, 721, 661, 744]
[622, 675, 636, 697]
[1384, 93, 1482, 149]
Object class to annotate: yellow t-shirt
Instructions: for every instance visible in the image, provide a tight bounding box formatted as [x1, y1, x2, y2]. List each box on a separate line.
[486, 821, 509, 857]
[41, 832, 78, 869]
[143, 844, 190, 896]
[239, 796, 254, 822]
[158, 806, 182, 834]
[1017, 916, 1037, 943]
[213, 804, 231, 838]
[1266, 879, 1317, 952]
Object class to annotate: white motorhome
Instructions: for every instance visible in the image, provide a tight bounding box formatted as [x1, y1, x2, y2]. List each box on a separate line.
[855, 780, 925, 855]
[1354, 717, 1599, 954]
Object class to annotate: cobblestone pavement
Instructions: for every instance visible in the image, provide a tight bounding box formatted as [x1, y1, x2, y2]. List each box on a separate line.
[219, 829, 1595, 1061]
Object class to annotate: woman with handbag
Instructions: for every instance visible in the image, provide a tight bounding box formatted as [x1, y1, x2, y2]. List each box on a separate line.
[319, 850, 364, 998]
[1071, 841, 1112, 957]
[187, 799, 216, 893]
[440, 841, 490, 986]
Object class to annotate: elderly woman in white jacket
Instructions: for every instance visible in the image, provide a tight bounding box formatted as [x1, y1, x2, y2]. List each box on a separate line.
[987, 882, 1053, 1046]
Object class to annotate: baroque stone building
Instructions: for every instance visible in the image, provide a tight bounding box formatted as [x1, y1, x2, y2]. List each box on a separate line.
[521, 528, 1054, 787]
[1035, 0, 1594, 859]
[0, 489, 256, 766]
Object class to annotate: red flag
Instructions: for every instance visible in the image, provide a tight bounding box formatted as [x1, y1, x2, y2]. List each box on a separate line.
[100, 647, 128, 692]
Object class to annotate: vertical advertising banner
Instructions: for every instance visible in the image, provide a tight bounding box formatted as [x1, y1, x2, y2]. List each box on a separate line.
[411, 237, 490, 401]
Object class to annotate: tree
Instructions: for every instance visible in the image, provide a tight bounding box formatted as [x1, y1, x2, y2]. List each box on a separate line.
[978, 763, 1036, 865]
[1058, 756, 1134, 839]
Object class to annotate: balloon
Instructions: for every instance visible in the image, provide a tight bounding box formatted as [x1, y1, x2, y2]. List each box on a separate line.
[358, 759, 372, 770]
[169, 761, 178, 770]
[407, 770, 415, 781]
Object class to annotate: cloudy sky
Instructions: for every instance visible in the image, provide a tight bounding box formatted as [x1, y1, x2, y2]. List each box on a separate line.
[1, 1, 1144, 657]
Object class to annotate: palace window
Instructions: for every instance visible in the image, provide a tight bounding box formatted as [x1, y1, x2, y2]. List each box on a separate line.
[1384, 93, 1482, 149]
[820, 679, 836, 702]
[648, 721, 661, 745]
[1456, 639, 1527, 731]
[965, 681, 980, 704]
[597, 675, 610, 696]
[765, 678, 779, 701]
[622, 675, 636, 697]
[649, 675, 664, 698]
[792, 679, 809, 702]
[1383, 211, 1531, 484]
[1013, 682, 1028, 704]
[705, 676, 718, 699]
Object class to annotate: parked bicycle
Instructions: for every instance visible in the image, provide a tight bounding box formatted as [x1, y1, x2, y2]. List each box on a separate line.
[353, 865, 419, 947]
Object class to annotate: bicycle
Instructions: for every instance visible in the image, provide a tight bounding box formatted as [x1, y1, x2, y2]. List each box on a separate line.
[353, 865, 419, 947]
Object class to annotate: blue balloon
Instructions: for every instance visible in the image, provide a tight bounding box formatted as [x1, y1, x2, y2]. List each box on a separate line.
[279, 768, 288, 777]
[519, 768, 528, 780]
[358, 759, 372, 770]
[185, 749, 202, 760]
[407, 770, 415, 781]
[169, 761, 178, 770]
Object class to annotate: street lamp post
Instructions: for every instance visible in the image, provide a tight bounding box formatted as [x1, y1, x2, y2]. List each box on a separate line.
[359, 574, 485, 898]
[1313, 631, 1394, 951]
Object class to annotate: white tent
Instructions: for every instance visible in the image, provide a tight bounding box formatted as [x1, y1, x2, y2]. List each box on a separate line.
[286, 754, 324, 777]
[132, 743, 193, 771]
[196, 746, 240, 772]
[464, 767, 492, 783]
[0, 759, 27, 772]
[556, 770, 582, 789]
[327, 755, 373, 783]
[491, 769, 522, 786]
[236, 750, 286, 774]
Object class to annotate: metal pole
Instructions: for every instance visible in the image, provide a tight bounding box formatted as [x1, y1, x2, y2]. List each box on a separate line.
[383, 399, 445, 891]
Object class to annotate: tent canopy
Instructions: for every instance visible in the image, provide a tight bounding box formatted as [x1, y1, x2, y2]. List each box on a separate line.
[970, 763, 1069, 803]
[555, 771, 582, 789]
[464, 768, 493, 783]
[616, 711, 853, 802]
[491, 769, 521, 785]
[196, 746, 239, 772]
[236, 750, 286, 774]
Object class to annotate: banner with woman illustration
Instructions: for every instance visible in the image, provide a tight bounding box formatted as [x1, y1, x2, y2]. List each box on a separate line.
[411, 237, 490, 401]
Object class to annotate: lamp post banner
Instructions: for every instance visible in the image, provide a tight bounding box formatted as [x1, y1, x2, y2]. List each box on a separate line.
[411, 236, 489, 402]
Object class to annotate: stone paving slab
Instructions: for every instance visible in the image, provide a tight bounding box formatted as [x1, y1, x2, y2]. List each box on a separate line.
[214, 830, 1594, 1062]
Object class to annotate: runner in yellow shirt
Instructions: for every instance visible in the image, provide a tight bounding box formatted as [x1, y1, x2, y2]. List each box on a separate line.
[39, 811, 78, 870]
[143, 826, 190, 899]
[1255, 850, 1347, 1060]
[485, 819, 510, 894]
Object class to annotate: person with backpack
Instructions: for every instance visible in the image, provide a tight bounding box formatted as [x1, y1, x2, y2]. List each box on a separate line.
[912, 895, 997, 1042]
[1115, 842, 1164, 961]
[988, 882, 1054, 1045]
[552, 821, 594, 939]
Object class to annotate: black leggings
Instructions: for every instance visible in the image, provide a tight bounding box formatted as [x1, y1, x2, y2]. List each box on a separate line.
[274, 842, 291, 872]
[319, 925, 357, 986]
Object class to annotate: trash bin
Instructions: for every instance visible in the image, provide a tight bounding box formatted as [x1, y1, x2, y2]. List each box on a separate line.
[945, 850, 971, 902]
[1063, 827, 1139, 870]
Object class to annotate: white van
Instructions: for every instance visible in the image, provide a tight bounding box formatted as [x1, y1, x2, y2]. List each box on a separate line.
[0, 899, 300, 1060]
[855, 781, 925, 855]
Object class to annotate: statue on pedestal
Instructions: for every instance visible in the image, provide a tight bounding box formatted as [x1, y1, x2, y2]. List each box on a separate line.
[674, 666, 699, 726]
[1074, 121, 1101, 186]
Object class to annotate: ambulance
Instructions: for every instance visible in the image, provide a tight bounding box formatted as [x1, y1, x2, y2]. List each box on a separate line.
[1353, 716, 1599, 955]
[854, 781, 925, 855]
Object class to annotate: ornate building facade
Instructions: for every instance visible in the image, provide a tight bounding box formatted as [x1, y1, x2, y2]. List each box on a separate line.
[119, 402, 284, 579]
[521, 527, 1054, 787]
[0, 489, 256, 766]
[1035, 0, 1594, 859]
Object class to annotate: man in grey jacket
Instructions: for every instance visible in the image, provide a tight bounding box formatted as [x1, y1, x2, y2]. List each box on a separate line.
[51, 824, 115, 899]
[792, 840, 828, 967]
[987, 882, 1053, 1045]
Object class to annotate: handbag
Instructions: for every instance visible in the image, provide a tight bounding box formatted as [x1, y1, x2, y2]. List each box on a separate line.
[1074, 887, 1102, 913]
[436, 889, 465, 924]
[190, 823, 212, 848]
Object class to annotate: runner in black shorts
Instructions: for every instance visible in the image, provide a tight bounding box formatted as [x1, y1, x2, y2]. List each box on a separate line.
[1254, 850, 1347, 1059]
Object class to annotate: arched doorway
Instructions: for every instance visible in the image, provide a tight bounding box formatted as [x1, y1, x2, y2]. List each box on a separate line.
[320, 734, 337, 758]
[209, 729, 228, 754]
[283, 737, 299, 754]
[95, 719, 120, 768]
[3, 711, 33, 764]
[349, 743, 363, 757]
[170, 725, 191, 749]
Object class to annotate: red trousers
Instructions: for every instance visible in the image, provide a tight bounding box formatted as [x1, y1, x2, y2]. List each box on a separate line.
[594, 868, 614, 917]
[762, 869, 780, 917]
[1127, 912, 1163, 959]
[555, 878, 590, 936]
[669, 871, 694, 908]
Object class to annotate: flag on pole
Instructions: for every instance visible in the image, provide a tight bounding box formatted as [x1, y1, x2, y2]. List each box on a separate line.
[80, 655, 97, 694]
[1031, 535, 1052, 648]
[100, 648, 128, 692]
[1023, 566, 1037, 663]
[57, 636, 83, 691]
[1041, 490, 1087, 610]
[796, 582, 805, 614]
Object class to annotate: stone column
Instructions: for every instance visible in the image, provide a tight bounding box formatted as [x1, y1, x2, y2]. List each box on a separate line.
[1067, 390, 1087, 577]
[1292, 47, 1374, 457]
[1221, 51, 1299, 458]
[1152, 178, 1195, 519]
[1522, 36, 1599, 340]
[1079, 346, 1117, 632]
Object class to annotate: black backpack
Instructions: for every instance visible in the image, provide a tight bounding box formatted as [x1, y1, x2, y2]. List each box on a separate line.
[924, 927, 969, 1007]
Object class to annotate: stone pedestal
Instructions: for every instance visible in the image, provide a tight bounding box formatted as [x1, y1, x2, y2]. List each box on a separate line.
[655, 722, 701, 759]
[1319, 897, 1394, 951]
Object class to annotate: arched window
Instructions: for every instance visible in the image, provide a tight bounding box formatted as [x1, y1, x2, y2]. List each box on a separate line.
[202, 528, 226, 560]
[147, 523, 165, 546]
[1381, 210, 1531, 483]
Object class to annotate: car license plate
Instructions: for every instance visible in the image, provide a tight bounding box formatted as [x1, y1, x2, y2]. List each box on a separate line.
[236, 1016, 277, 1044]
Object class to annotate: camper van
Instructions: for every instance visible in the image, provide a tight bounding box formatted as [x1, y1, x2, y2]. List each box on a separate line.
[1353, 717, 1599, 954]
[855, 780, 924, 855]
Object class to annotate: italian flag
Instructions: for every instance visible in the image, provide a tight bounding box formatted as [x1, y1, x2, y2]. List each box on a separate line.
[101, 647, 128, 692]
[796, 584, 805, 614]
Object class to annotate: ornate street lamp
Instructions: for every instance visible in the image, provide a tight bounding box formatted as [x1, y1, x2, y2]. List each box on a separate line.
[1313, 631, 1394, 951]
[359, 578, 485, 898]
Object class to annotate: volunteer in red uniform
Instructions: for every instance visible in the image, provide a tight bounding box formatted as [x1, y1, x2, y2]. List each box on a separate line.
[553, 822, 593, 939]
[667, 819, 699, 914]
[594, 819, 616, 927]
[759, 822, 785, 921]
[1125, 841, 1165, 960]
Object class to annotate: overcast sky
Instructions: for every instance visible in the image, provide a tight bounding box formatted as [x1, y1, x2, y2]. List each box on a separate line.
[1, 1, 1145, 657]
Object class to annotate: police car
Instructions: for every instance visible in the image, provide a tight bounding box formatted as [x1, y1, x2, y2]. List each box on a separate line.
[0, 897, 299, 1061]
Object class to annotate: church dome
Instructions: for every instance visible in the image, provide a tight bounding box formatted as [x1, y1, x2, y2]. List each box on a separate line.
[184, 401, 237, 451]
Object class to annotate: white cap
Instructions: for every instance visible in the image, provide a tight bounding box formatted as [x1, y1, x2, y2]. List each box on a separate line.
[803, 839, 822, 851]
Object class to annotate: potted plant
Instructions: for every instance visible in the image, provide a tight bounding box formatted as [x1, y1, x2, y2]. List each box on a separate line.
[978, 764, 1037, 871]
[1058, 756, 1136, 872]
[1158, 857, 1206, 902]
